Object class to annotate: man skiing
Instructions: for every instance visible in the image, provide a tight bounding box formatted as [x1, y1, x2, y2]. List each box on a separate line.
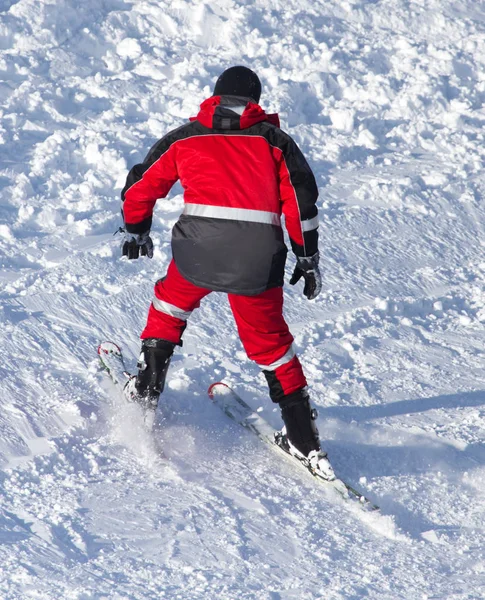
[119, 66, 334, 480]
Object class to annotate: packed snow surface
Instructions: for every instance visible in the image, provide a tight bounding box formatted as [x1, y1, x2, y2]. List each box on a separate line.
[1, 0, 485, 598]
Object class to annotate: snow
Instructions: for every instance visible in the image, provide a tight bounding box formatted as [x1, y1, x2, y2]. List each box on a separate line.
[1, 0, 485, 598]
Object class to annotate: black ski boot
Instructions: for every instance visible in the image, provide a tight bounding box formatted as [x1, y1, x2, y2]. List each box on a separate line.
[123, 338, 175, 410]
[275, 389, 335, 481]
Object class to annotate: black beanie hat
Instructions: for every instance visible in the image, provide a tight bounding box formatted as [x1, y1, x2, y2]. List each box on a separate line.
[213, 66, 262, 103]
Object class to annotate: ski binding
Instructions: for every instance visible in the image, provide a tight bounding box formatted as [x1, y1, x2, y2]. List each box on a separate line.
[208, 382, 378, 511]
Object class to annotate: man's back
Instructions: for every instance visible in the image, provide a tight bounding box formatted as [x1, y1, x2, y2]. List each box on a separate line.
[122, 95, 318, 295]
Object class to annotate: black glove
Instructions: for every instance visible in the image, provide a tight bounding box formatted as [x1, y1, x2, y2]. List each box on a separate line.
[289, 252, 322, 300]
[121, 231, 154, 260]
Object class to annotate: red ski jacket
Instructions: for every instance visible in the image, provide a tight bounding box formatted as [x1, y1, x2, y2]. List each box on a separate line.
[122, 95, 319, 295]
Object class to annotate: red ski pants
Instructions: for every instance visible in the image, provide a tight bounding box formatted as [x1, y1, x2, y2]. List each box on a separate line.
[141, 261, 307, 400]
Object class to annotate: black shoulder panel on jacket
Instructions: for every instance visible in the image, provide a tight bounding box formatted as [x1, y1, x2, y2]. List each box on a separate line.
[260, 124, 319, 219]
[121, 121, 200, 202]
[259, 123, 319, 257]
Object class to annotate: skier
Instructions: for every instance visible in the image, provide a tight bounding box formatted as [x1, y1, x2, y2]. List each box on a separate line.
[119, 66, 334, 480]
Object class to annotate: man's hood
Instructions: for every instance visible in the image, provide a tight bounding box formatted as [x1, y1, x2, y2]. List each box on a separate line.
[190, 95, 280, 130]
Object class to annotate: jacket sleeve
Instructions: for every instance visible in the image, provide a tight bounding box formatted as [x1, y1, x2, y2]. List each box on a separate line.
[121, 134, 179, 234]
[276, 133, 319, 257]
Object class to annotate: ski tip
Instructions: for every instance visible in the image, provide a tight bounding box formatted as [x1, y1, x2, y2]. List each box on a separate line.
[207, 382, 230, 399]
[97, 341, 122, 356]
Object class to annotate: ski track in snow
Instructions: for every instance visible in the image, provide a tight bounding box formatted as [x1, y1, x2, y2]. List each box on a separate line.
[1, 0, 485, 598]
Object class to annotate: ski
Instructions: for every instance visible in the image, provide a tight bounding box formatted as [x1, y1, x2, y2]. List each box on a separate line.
[97, 341, 156, 429]
[208, 382, 379, 511]
[98, 341, 131, 386]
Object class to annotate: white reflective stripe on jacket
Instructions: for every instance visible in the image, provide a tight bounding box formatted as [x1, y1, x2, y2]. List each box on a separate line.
[301, 215, 319, 232]
[183, 203, 281, 227]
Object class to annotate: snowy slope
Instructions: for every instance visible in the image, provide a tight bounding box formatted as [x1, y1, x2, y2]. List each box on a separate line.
[1, 0, 485, 598]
